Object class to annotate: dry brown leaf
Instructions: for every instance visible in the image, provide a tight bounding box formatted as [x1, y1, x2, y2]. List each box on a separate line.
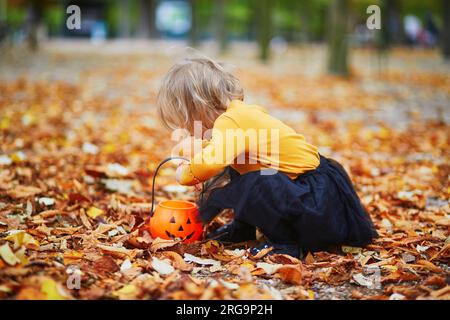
[7, 186, 42, 199]
[150, 237, 179, 253]
[159, 251, 193, 272]
[276, 265, 303, 285]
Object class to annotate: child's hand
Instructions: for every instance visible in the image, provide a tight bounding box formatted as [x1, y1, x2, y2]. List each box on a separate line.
[175, 161, 189, 184]
[175, 161, 203, 187]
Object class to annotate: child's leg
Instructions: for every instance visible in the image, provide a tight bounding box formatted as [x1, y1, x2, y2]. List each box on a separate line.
[199, 169, 302, 256]
[198, 169, 256, 243]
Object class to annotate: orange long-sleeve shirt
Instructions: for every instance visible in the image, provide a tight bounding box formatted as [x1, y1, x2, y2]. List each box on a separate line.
[177, 100, 320, 185]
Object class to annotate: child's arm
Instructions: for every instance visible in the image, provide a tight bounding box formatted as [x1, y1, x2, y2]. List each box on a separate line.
[176, 116, 245, 186]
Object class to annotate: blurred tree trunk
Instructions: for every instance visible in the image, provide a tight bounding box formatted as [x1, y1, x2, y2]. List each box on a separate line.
[0, 0, 7, 45]
[247, 0, 257, 41]
[137, 0, 158, 38]
[26, 0, 44, 50]
[442, 0, 450, 59]
[214, 0, 228, 53]
[327, 0, 349, 77]
[189, 0, 200, 47]
[118, 0, 131, 38]
[299, 0, 312, 42]
[257, 0, 272, 62]
[381, 0, 403, 48]
[0, 0, 6, 22]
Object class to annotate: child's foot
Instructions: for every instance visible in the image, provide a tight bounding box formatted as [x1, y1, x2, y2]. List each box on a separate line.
[250, 242, 303, 259]
[206, 220, 256, 243]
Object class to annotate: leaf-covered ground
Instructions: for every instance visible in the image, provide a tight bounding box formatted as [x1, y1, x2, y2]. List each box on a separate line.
[0, 42, 449, 300]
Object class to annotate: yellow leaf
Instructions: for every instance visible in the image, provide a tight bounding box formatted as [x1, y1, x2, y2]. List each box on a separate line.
[378, 127, 390, 139]
[63, 250, 84, 265]
[0, 284, 12, 293]
[15, 247, 29, 265]
[241, 262, 255, 271]
[41, 278, 67, 300]
[87, 206, 104, 219]
[103, 143, 116, 153]
[119, 132, 129, 144]
[0, 243, 20, 266]
[0, 117, 10, 130]
[380, 265, 398, 272]
[342, 246, 362, 254]
[5, 231, 40, 249]
[112, 284, 138, 299]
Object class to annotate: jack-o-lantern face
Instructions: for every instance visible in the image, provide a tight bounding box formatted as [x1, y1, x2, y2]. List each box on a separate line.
[148, 200, 203, 243]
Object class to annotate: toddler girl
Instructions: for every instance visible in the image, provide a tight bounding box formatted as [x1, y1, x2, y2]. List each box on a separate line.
[157, 57, 378, 257]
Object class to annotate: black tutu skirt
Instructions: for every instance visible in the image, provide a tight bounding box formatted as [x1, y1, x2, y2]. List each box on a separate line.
[199, 155, 378, 252]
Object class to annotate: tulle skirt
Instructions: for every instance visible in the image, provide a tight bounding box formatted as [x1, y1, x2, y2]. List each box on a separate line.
[199, 156, 378, 252]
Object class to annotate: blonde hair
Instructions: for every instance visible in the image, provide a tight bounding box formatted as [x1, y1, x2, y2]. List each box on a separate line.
[157, 57, 244, 134]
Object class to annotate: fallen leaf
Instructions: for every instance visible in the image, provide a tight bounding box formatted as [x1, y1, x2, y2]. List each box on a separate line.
[97, 244, 133, 258]
[389, 293, 406, 300]
[276, 265, 303, 285]
[7, 185, 42, 198]
[256, 262, 282, 275]
[120, 259, 133, 272]
[0, 243, 20, 266]
[352, 273, 373, 287]
[87, 206, 104, 219]
[160, 251, 193, 272]
[41, 278, 68, 300]
[38, 197, 55, 206]
[304, 252, 315, 264]
[342, 246, 362, 254]
[251, 246, 273, 259]
[5, 230, 40, 249]
[184, 253, 220, 267]
[93, 255, 120, 276]
[112, 284, 139, 300]
[149, 237, 179, 252]
[102, 179, 135, 194]
[151, 257, 175, 276]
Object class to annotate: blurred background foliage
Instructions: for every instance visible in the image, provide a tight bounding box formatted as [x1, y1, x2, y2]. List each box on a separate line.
[0, 0, 448, 75]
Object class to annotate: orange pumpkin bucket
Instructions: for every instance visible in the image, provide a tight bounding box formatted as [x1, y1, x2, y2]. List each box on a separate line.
[146, 157, 204, 244]
[148, 200, 203, 243]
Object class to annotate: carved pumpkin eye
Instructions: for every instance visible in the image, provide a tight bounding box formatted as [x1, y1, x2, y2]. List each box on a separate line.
[170, 216, 176, 223]
[187, 218, 191, 224]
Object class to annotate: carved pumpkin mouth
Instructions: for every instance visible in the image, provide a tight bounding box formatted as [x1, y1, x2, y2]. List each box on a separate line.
[165, 230, 195, 241]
